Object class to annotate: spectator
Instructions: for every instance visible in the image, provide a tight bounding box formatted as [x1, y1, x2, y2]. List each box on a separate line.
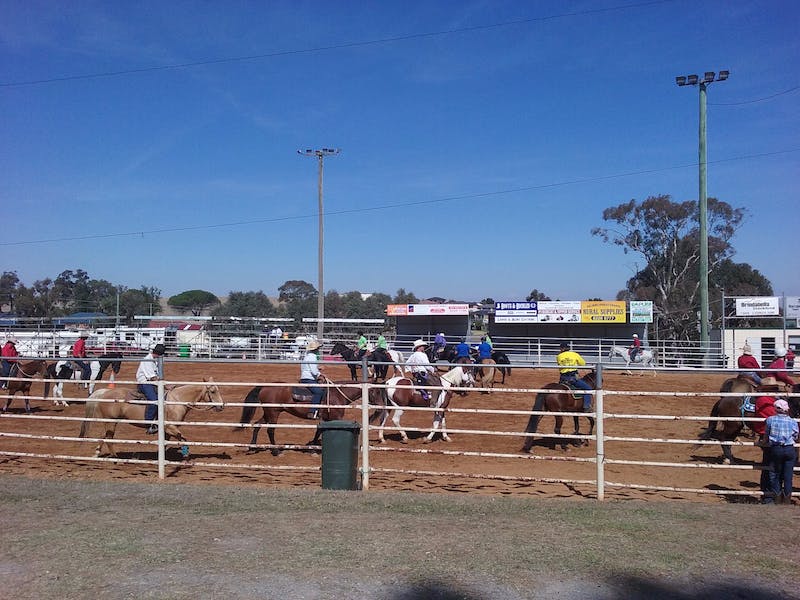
[752, 391, 778, 504]
[764, 399, 799, 505]
[136, 344, 165, 434]
[737, 344, 762, 385]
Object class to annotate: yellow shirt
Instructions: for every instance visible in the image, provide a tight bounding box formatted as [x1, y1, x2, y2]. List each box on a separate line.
[557, 350, 586, 374]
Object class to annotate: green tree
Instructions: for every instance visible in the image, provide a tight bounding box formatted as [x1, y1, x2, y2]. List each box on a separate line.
[0, 271, 20, 313]
[393, 288, 418, 304]
[526, 289, 551, 302]
[212, 291, 276, 317]
[278, 280, 317, 322]
[53, 269, 92, 313]
[167, 290, 220, 316]
[118, 286, 162, 322]
[363, 293, 392, 319]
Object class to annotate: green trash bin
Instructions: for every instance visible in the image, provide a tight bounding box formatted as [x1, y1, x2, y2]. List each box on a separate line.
[318, 420, 361, 490]
[178, 344, 190, 358]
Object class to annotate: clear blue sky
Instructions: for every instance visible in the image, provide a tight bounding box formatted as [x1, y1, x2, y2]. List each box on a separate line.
[1, 0, 798, 303]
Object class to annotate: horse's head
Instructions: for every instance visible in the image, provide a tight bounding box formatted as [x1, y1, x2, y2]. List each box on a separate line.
[202, 377, 225, 412]
[330, 342, 347, 356]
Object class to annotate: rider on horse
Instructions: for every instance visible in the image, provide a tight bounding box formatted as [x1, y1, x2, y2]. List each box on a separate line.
[455, 339, 471, 361]
[300, 340, 325, 419]
[629, 334, 641, 363]
[1, 337, 19, 389]
[355, 332, 368, 361]
[406, 339, 435, 402]
[433, 332, 447, 359]
[737, 344, 762, 385]
[557, 341, 592, 412]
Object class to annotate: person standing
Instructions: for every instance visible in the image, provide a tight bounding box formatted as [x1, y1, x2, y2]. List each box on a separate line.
[136, 344, 165, 434]
[737, 344, 762, 385]
[1, 337, 19, 389]
[72, 330, 91, 381]
[406, 339, 435, 402]
[764, 347, 795, 388]
[752, 392, 778, 503]
[629, 334, 642, 363]
[764, 399, 799, 505]
[556, 341, 592, 412]
[300, 341, 325, 419]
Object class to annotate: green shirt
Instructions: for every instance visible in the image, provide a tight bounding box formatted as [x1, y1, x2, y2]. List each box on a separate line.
[357, 335, 368, 350]
[377, 335, 388, 349]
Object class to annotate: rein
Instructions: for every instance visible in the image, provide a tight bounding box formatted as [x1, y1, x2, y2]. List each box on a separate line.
[16, 362, 41, 378]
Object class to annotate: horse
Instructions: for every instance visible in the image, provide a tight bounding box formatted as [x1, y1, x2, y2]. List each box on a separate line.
[425, 344, 456, 370]
[78, 378, 224, 458]
[608, 345, 657, 374]
[385, 349, 407, 377]
[330, 341, 365, 380]
[474, 359, 497, 394]
[2, 359, 52, 414]
[237, 376, 378, 455]
[374, 366, 475, 444]
[521, 371, 596, 452]
[698, 379, 798, 464]
[492, 350, 512, 383]
[49, 353, 123, 405]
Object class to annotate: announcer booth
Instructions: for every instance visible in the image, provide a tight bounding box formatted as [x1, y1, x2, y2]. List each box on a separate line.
[387, 303, 471, 350]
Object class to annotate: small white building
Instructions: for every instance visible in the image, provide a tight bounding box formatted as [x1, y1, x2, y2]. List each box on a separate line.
[721, 327, 799, 368]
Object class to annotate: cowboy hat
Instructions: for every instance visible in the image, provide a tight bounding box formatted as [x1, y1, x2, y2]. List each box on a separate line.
[152, 343, 166, 356]
[412, 339, 427, 349]
[632, 334, 639, 338]
[741, 344, 752, 355]
[775, 347, 787, 358]
[306, 341, 321, 351]
[79, 330, 89, 337]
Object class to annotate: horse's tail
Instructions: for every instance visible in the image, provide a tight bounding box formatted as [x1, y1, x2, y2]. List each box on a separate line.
[79, 400, 98, 438]
[236, 386, 262, 428]
[698, 399, 721, 440]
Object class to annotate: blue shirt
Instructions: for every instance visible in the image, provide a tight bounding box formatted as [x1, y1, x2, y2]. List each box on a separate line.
[478, 342, 492, 359]
[765, 413, 799, 446]
[455, 342, 470, 358]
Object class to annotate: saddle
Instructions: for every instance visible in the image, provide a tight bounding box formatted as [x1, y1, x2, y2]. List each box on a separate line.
[291, 382, 324, 403]
[736, 373, 759, 387]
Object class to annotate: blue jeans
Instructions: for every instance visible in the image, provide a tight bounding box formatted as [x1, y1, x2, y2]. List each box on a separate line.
[73, 360, 91, 380]
[560, 373, 592, 410]
[768, 445, 798, 499]
[300, 379, 324, 406]
[741, 371, 762, 384]
[138, 383, 158, 421]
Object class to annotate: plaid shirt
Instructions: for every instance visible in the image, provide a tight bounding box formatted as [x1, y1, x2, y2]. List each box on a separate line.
[765, 413, 799, 446]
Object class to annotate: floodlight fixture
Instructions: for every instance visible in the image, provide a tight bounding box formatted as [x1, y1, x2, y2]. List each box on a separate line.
[676, 76, 687, 86]
[687, 74, 699, 85]
[717, 70, 729, 81]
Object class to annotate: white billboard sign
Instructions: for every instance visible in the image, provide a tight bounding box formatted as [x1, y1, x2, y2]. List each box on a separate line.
[735, 297, 780, 317]
[629, 300, 654, 323]
[494, 301, 538, 323]
[786, 296, 800, 318]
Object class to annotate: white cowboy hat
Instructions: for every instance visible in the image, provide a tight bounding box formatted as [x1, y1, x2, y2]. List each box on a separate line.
[413, 339, 427, 349]
[775, 347, 787, 358]
[306, 341, 321, 351]
[632, 334, 639, 338]
[79, 330, 89, 337]
[741, 344, 752, 355]
[7, 337, 17, 344]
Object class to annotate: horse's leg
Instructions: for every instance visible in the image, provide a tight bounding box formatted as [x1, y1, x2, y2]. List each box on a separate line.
[376, 409, 388, 444]
[247, 415, 264, 453]
[720, 424, 742, 465]
[98, 422, 119, 457]
[267, 425, 282, 456]
[392, 409, 408, 443]
[424, 412, 443, 443]
[571, 415, 582, 446]
[554, 415, 566, 450]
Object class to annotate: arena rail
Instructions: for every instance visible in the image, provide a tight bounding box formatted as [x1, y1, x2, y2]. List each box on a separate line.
[0, 365, 797, 502]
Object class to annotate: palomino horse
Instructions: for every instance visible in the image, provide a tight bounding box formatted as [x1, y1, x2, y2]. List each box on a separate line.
[374, 366, 474, 444]
[608, 345, 657, 375]
[2, 359, 52, 414]
[49, 353, 123, 405]
[521, 371, 596, 452]
[78, 378, 224, 457]
[474, 359, 497, 394]
[699, 378, 798, 464]
[237, 376, 379, 455]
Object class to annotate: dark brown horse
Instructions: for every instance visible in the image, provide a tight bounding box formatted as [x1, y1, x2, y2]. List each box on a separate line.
[699, 379, 799, 464]
[237, 377, 379, 455]
[2, 359, 52, 414]
[521, 371, 596, 453]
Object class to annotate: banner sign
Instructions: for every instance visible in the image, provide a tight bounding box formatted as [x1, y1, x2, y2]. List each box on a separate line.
[629, 300, 654, 323]
[735, 297, 780, 317]
[387, 303, 470, 316]
[580, 300, 627, 323]
[786, 296, 800, 318]
[537, 301, 581, 323]
[494, 301, 538, 323]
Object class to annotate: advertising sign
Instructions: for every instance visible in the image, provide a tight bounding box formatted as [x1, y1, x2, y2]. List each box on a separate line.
[629, 300, 654, 323]
[580, 300, 627, 323]
[735, 297, 780, 317]
[406, 303, 470, 316]
[494, 301, 538, 323]
[537, 301, 581, 323]
[786, 296, 800, 319]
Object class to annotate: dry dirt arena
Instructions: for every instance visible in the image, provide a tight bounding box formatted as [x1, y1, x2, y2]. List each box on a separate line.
[0, 360, 785, 504]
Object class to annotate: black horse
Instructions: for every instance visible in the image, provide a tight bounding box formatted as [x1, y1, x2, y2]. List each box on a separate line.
[330, 342, 391, 382]
[425, 344, 456, 370]
[491, 350, 511, 383]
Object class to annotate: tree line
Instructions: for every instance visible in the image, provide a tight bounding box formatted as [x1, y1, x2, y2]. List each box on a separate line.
[2, 196, 772, 340]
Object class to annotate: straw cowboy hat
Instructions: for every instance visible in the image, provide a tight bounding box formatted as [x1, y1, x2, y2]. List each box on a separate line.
[741, 344, 752, 355]
[306, 341, 321, 351]
[413, 339, 427, 349]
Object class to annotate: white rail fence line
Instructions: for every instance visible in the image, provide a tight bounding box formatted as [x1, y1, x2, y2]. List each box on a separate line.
[0, 369, 797, 500]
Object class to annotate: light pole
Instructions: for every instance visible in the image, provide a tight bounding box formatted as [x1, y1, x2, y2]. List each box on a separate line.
[676, 70, 729, 365]
[297, 148, 340, 347]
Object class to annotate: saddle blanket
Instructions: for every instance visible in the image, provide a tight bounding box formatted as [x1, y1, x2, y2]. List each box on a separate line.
[741, 397, 755, 413]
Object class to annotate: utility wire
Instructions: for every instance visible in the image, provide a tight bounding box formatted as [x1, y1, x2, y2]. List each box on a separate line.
[0, 0, 675, 88]
[709, 85, 800, 106]
[2, 147, 797, 248]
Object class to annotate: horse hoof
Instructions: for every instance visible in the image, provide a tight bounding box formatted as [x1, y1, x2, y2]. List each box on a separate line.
[443, 436, 452, 442]
[399, 438, 408, 444]
[270, 449, 282, 457]
[723, 457, 731, 465]
[520, 446, 531, 454]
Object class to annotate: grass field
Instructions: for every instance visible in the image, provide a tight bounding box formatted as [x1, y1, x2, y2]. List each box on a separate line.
[1, 474, 798, 599]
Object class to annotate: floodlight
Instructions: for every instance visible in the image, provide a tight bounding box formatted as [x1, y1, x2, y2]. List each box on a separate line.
[703, 72, 715, 83]
[676, 76, 687, 86]
[687, 74, 699, 85]
[717, 70, 729, 81]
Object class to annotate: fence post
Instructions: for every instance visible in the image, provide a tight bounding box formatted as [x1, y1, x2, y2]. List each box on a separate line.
[157, 380, 165, 480]
[595, 363, 605, 501]
[360, 381, 370, 490]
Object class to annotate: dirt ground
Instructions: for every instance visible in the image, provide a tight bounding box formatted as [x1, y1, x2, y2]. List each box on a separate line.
[0, 360, 789, 503]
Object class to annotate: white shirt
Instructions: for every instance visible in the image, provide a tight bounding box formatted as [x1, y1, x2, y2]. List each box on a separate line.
[136, 353, 160, 383]
[406, 350, 434, 374]
[300, 351, 321, 380]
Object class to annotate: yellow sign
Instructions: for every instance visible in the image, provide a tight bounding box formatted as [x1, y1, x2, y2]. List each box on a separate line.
[580, 301, 627, 323]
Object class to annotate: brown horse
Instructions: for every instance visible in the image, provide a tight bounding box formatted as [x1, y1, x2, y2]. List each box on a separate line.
[78, 378, 224, 457]
[699, 378, 798, 464]
[521, 371, 596, 452]
[2, 359, 52, 414]
[237, 377, 378, 455]
[474, 359, 497, 394]
[374, 366, 474, 444]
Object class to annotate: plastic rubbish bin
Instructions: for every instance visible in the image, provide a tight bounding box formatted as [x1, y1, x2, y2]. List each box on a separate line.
[178, 345, 190, 358]
[318, 420, 361, 490]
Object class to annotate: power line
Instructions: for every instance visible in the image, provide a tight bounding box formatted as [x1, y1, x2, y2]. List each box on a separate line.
[3, 147, 797, 248]
[709, 85, 800, 106]
[0, 0, 675, 88]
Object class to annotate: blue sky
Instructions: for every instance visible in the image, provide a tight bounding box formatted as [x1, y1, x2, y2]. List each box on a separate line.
[1, 0, 798, 303]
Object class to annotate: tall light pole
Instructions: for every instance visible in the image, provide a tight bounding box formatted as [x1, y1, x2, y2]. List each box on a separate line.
[297, 148, 340, 346]
[676, 70, 729, 365]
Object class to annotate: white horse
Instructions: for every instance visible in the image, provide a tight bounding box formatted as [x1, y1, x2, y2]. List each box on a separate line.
[375, 366, 474, 444]
[51, 354, 123, 405]
[608, 345, 657, 375]
[386, 349, 407, 377]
